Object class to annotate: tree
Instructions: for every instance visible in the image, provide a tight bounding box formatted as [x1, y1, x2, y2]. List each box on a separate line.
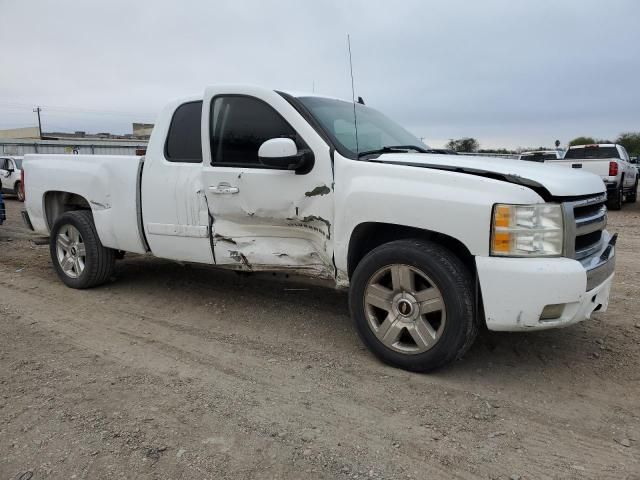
[568, 136, 596, 146]
[446, 137, 479, 153]
[616, 132, 640, 156]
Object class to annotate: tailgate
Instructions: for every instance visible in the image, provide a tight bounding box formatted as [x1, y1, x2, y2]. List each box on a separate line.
[546, 158, 612, 177]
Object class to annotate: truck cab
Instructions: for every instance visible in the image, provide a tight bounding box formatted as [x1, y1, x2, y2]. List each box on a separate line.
[21, 85, 616, 372]
[518, 150, 563, 162]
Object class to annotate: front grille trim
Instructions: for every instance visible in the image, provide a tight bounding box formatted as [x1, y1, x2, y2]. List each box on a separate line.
[562, 194, 607, 259]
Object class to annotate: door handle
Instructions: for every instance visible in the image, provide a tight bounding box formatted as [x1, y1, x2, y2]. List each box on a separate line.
[209, 183, 239, 194]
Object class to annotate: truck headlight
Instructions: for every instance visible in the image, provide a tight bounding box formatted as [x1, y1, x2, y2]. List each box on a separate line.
[491, 204, 563, 257]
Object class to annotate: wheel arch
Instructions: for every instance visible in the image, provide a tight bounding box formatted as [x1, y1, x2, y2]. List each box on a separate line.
[43, 190, 93, 231]
[346, 222, 476, 280]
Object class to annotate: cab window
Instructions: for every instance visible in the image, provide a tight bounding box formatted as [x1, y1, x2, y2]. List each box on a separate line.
[165, 101, 203, 163]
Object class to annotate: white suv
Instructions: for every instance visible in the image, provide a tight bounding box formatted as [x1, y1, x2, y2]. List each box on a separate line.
[0, 156, 24, 201]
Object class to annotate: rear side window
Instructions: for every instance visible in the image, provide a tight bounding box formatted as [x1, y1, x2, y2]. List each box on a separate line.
[520, 153, 557, 162]
[165, 101, 203, 163]
[210, 96, 297, 167]
[564, 146, 619, 160]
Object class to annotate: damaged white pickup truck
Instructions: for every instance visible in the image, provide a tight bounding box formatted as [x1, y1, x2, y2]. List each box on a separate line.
[22, 86, 616, 372]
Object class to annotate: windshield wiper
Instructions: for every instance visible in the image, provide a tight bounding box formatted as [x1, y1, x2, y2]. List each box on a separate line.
[357, 145, 427, 158]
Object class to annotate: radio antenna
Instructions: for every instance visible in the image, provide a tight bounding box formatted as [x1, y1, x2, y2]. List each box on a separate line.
[347, 34, 359, 154]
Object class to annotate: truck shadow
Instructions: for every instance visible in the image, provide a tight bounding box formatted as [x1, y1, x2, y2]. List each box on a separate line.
[113, 254, 615, 381]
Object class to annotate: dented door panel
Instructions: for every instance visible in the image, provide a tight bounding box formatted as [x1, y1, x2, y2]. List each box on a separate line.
[204, 166, 334, 275]
[201, 86, 335, 276]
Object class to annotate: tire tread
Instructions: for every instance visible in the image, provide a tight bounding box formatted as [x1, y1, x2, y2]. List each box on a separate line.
[49, 210, 115, 289]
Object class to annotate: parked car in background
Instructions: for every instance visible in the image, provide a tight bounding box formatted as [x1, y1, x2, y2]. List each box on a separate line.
[546, 144, 638, 210]
[21, 85, 616, 372]
[425, 148, 458, 155]
[631, 156, 639, 175]
[0, 190, 5, 225]
[0, 156, 25, 201]
[518, 150, 563, 162]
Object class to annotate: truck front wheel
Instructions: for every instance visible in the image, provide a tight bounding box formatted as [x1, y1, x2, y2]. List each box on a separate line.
[50, 210, 115, 289]
[349, 239, 477, 372]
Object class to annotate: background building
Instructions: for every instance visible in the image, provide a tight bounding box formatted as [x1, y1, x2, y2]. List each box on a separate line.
[0, 127, 41, 139]
[0, 122, 152, 155]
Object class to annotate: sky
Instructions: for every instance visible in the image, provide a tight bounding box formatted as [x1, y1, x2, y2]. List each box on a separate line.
[1, 0, 639, 149]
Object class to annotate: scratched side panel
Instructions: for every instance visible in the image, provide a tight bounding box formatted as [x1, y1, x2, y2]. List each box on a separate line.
[207, 167, 334, 277]
[23, 154, 147, 254]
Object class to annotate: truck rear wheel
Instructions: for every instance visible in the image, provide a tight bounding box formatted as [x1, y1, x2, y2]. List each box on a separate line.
[608, 183, 623, 210]
[50, 210, 115, 289]
[349, 239, 477, 372]
[626, 179, 637, 203]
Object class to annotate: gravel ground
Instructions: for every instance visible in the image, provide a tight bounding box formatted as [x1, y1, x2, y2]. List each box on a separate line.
[1, 196, 639, 480]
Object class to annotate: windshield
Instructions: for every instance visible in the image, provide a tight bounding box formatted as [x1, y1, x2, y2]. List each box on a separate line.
[564, 146, 619, 160]
[296, 96, 427, 157]
[13, 158, 22, 169]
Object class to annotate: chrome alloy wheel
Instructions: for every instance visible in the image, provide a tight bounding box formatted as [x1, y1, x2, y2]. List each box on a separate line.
[56, 224, 86, 278]
[363, 264, 446, 354]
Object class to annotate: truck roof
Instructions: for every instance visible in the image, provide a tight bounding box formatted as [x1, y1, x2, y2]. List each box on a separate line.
[172, 88, 348, 105]
[568, 143, 617, 149]
[520, 150, 558, 155]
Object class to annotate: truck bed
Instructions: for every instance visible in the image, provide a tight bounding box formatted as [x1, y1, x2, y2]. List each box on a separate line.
[23, 154, 147, 254]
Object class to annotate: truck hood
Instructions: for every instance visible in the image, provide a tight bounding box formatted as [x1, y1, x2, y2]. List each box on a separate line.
[370, 153, 606, 198]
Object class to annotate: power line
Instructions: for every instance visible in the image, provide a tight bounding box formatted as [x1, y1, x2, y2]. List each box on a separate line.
[0, 101, 154, 118]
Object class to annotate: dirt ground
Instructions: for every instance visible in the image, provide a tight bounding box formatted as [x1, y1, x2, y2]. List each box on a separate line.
[0, 196, 638, 480]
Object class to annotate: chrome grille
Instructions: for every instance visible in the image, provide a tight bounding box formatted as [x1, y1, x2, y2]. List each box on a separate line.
[562, 194, 607, 260]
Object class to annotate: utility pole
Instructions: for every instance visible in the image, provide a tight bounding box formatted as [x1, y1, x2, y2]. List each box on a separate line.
[33, 106, 42, 139]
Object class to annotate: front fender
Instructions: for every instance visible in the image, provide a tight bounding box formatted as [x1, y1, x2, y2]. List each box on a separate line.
[333, 157, 544, 274]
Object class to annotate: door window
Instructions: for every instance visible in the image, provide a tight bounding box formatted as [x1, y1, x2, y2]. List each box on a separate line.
[210, 96, 298, 167]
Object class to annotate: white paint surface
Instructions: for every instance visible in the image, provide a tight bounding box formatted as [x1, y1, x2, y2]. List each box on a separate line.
[23, 85, 616, 333]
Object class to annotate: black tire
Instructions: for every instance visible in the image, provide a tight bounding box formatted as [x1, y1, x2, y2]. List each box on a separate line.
[626, 179, 637, 203]
[49, 210, 115, 289]
[14, 181, 24, 201]
[608, 183, 623, 210]
[349, 239, 477, 372]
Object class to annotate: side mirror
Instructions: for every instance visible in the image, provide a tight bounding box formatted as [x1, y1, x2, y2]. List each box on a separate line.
[258, 138, 312, 173]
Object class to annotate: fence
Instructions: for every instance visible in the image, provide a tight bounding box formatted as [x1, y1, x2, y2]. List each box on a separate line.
[0, 139, 148, 156]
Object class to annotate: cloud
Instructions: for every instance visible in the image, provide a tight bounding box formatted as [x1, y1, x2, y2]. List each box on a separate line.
[1, 0, 639, 148]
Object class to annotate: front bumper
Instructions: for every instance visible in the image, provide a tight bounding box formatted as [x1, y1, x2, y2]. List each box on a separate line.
[477, 232, 615, 332]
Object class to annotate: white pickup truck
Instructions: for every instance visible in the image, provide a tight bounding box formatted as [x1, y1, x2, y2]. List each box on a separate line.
[546, 144, 638, 210]
[518, 150, 563, 162]
[21, 85, 616, 372]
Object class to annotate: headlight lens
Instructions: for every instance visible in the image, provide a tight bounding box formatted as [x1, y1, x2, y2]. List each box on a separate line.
[491, 203, 564, 257]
